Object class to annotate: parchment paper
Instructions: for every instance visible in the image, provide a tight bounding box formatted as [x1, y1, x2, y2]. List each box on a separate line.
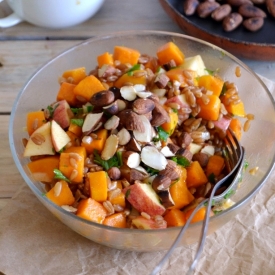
[0, 76, 274, 275]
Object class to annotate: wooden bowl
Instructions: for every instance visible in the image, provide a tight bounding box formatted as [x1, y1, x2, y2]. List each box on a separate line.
[159, 0, 275, 60]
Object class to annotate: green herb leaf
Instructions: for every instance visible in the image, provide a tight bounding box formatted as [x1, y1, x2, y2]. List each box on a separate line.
[93, 150, 121, 170]
[127, 64, 141, 76]
[220, 83, 227, 97]
[156, 126, 169, 142]
[143, 165, 159, 176]
[244, 160, 249, 171]
[71, 107, 83, 116]
[171, 156, 190, 167]
[205, 68, 215, 75]
[71, 118, 84, 127]
[224, 189, 235, 199]
[53, 169, 71, 183]
[46, 105, 56, 118]
[213, 210, 222, 215]
[208, 173, 216, 184]
[125, 189, 131, 199]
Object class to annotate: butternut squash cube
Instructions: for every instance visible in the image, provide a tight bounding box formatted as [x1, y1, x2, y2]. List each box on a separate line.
[157, 42, 185, 66]
[73, 75, 105, 101]
[186, 161, 208, 188]
[88, 171, 108, 202]
[76, 198, 107, 223]
[46, 180, 75, 206]
[62, 67, 86, 84]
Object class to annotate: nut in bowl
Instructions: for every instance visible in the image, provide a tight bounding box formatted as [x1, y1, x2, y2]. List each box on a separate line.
[9, 31, 275, 252]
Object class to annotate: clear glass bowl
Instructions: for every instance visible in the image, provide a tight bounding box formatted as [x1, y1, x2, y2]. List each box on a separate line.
[9, 30, 275, 252]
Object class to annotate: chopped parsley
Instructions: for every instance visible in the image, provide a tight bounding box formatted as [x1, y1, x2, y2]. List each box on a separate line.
[205, 68, 215, 75]
[127, 64, 141, 76]
[155, 126, 169, 142]
[143, 164, 159, 176]
[53, 169, 71, 183]
[220, 83, 227, 96]
[171, 156, 190, 167]
[224, 189, 235, 199]
[93, 150, 122, 171]
[208, 173, 216, 184]
[46, 105, 57, 118]
[125, 189, 131, 199]
[71, 118, 84, 127]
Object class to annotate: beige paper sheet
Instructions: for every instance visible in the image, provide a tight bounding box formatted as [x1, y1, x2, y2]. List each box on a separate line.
[0, 76, 274, 275]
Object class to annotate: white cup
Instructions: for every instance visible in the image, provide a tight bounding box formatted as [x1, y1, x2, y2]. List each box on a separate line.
[0, 0, 105, 29]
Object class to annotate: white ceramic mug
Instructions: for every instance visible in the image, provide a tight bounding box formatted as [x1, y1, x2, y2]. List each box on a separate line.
[0, 0, 105, 29]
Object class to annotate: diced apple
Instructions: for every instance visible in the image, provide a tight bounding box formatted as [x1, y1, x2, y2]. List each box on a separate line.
[52, 100, 73, 129]
[24, 122, 55, 157]
[213, 116, 231, 132]
[132, 216, 167, 229]
[123, 181, 166, 216]
[188, 143, 202, 155]
[201, 144, 215, 156]
[51, 120, 71, 152]
[179, 55, 207, 77]
[165, 94, 190, 109]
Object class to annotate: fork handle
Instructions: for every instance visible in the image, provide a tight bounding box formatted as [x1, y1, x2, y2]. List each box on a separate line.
[186, 181, 224, 274]
[150, 199, 207, 275]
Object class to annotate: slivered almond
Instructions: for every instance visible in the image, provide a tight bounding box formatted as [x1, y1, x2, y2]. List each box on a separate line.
[117, 128, 131, 145]
[101, 134, 119, 160]
[120, 85, 137, 101]
[104, 115, 120, 130]
[82, 112, 103, 133]
[122, 151, 141, 168]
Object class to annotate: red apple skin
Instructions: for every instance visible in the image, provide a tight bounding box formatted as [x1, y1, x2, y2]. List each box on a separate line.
[132, 216, 167, 229]
[123, 181, 166, 216]
[165, 95, 190, 109]
[52, 100, 73, 129]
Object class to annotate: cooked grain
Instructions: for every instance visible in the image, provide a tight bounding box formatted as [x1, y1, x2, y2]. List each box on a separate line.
[31, 133, 45, 145]
[70, 169, 78, 181]
[103, 200, 115, 215]
[249, 166, 259, 175]
[243, 119, 251, 132]
[141, 212, 151, 220]
[54, 181, 62, 197]
[235, 66, 241, 77]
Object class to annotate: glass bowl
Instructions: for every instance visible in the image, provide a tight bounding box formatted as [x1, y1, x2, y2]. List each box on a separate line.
[9, 30, 275, 252]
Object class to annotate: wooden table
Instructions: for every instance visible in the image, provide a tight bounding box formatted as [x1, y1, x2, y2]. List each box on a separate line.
[0, 0, 274, 212]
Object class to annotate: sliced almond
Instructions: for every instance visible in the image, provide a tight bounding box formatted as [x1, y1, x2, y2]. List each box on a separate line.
[160, 146, 175, 157]
[116, 99, 127, 111]
[120, 85, 137, 101]
[122, 151, 141, 168]
[104, 115, 120, 130]
[117, 128, 131, 145]
[82, 112, 103, 133]
[132, 98, 155, 115]
[133, 115, 152, 142]
[118, 109, 145, 132]
[125, 137, 141, 152]
[103, 100, 119, 115]
[136, 91, 152, 98]
[101, 134, 119, 160]
[141, 146, 168, 171]
[151, 102, 170, 126]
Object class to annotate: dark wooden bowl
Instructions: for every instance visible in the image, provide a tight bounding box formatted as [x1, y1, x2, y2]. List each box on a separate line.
[159, 0, 275, 60]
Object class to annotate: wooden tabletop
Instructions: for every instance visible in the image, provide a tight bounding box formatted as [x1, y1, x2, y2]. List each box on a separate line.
[0, 0, 274, 211]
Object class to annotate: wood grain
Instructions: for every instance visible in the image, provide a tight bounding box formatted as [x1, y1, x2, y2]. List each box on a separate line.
[0, 116, 23, 199]
[0, 41, 79, 112]
[0, 0, 182, 40]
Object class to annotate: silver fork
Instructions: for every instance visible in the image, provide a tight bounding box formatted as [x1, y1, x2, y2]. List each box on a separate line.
[151, 129, 245, 275]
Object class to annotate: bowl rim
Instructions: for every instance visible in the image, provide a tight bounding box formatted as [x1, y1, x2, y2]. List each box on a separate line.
[9, 30, 275, 235]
